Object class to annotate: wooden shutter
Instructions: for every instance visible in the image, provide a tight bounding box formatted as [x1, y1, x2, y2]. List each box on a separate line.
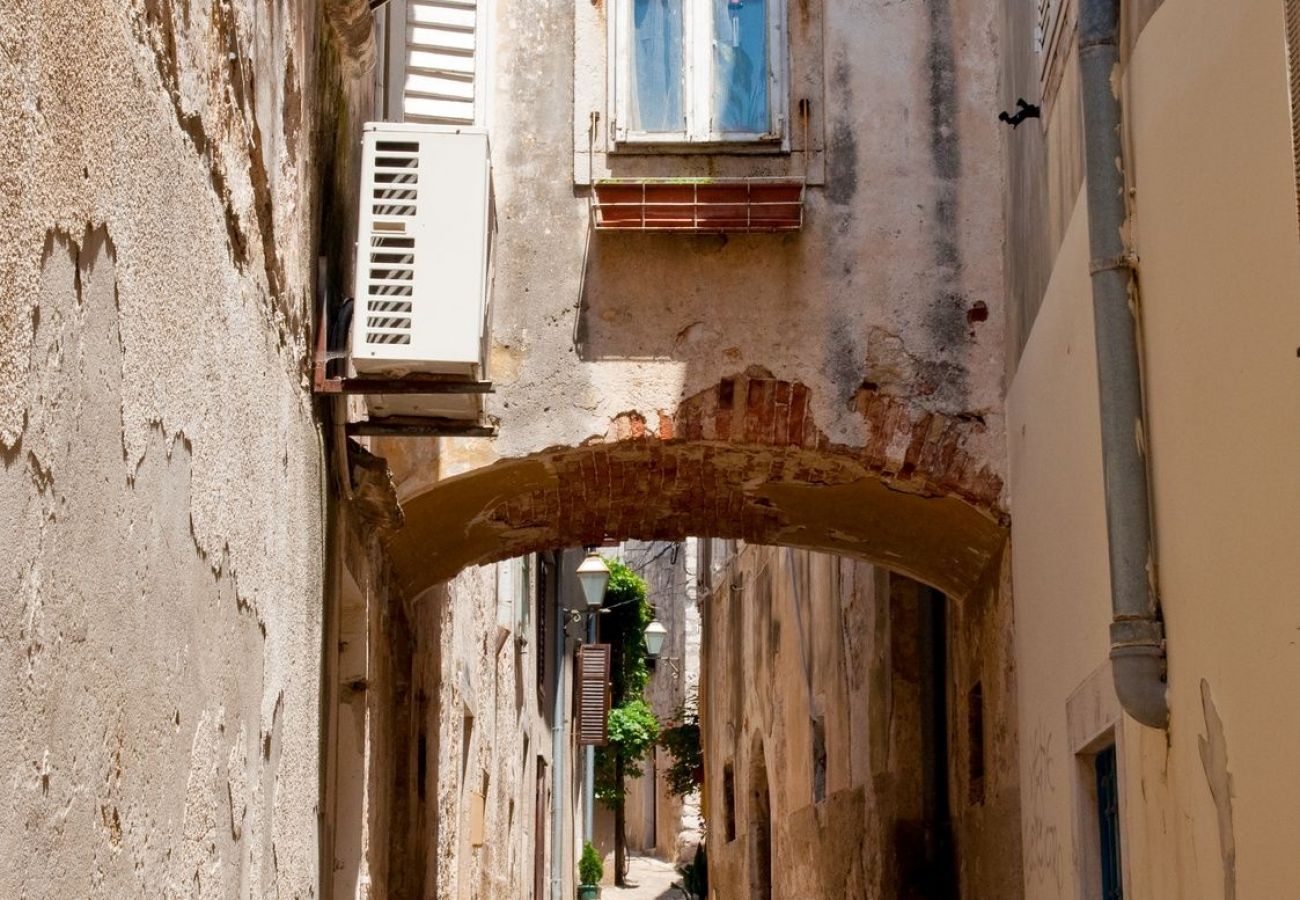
[1287, 0, 1300, 236]
[1036, 0, 1075, 116]
[576, 644, 612, 746]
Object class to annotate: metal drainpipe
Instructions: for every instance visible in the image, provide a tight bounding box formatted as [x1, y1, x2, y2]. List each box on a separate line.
[584, 613, 596, 845]
[1078, 0, 1169, 728]
[551, 587, 567, 900]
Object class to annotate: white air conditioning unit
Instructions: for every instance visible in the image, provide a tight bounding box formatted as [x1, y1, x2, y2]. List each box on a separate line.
[351, 122, 493, 419]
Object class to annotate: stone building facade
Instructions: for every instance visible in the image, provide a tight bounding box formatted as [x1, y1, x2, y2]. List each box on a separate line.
[319, 0, 1018, 893]
[6, 0, 1299, 897]
[698, 542, 1021, 899]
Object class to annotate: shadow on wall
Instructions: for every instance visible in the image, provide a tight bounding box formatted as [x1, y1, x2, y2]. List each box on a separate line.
[574, 229, 805, 365]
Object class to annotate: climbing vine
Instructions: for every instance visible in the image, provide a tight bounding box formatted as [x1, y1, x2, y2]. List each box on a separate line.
[592, 559, 660, 884]
[658, 697, 703, 798]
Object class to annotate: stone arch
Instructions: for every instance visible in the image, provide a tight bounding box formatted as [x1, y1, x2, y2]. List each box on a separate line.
[388, 371, 1007, 600]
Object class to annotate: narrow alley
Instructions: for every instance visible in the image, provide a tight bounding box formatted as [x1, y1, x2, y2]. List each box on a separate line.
[3, 0, 1300, 898]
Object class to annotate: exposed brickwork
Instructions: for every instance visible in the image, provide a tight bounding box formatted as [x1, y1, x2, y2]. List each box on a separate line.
[608, 370, 1001, 511]
[390, 373, 1007, 600]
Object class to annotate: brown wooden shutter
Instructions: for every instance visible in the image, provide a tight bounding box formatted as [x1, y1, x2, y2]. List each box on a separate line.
[1287, 0, 1300, 235]
[576, 644, 612, 746]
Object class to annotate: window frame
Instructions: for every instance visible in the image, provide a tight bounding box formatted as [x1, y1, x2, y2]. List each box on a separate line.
[609, 0, 790, 149]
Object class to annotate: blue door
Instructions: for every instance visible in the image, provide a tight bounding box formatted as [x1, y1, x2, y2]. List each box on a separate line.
[1096, 745, 1123, 900]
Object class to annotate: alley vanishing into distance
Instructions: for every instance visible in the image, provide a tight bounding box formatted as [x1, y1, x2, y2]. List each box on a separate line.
[3, 0, 1300, 898]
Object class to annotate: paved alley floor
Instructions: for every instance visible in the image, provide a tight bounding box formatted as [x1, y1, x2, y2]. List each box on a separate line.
[604, 854, 689, 900]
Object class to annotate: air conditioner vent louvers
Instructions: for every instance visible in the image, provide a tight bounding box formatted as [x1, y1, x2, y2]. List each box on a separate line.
[363, 146, 421, 348]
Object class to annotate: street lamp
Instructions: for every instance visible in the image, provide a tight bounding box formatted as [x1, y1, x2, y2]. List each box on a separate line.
[644, 618, 668, 659]
[575, 550, 611, 849]
[576, 552, 611, 610]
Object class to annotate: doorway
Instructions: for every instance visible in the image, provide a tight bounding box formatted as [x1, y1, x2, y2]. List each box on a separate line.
[750, 738, 773, 900]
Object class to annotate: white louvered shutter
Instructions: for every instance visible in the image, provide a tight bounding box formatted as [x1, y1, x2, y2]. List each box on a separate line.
[400, 0, 482, 126]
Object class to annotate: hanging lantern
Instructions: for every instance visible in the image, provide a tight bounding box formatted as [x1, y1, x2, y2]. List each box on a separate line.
[576, 552, 611, 610]
[644, 619, 668, 659]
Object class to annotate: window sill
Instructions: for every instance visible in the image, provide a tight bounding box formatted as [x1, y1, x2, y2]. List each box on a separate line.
[609, 138, 790, 156]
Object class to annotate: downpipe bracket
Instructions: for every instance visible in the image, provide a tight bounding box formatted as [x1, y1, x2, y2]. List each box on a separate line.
[1110, 619, 1169, 730]
[1090, 252, 1140, 275]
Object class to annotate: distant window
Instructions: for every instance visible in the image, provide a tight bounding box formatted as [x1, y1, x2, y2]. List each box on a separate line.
[1034, 0, 1074, 115]
[536, 555, 549, 698]
[519, 554, 532, 630]
[968, 682, 985, 805]
[612, 0, 788, 145]
[811, 717, 827, 803]
[417, 726, 428, 801]
[723, 762, 738, 842]
[462, 711, 475, 786]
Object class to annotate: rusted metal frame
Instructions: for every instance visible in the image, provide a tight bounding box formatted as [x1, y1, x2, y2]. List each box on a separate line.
[311, 293, 494, 397]
[345, 416, 498, 438]
[590, 176, 806, 233]
[317, 376, 494, 396]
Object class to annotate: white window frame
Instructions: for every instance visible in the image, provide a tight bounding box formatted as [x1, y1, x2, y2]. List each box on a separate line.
[609, 0, 789, 149]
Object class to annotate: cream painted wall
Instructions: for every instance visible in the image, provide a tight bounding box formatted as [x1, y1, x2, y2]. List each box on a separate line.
[1008, 0, 1300, 897]
[1007, 194, 1115, 900]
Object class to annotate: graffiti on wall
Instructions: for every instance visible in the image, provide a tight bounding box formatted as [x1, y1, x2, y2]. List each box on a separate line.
[1024, 721, 1064, 891]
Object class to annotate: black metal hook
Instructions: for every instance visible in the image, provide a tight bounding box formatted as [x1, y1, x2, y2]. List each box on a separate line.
[998, 98, 1041, 129]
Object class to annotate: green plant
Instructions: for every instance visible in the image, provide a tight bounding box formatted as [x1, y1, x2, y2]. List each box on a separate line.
[677, 843, 708, 899]
[579, 841, 603, 886]
[596, 699, 661, 805]
[603, 560, 652, 700]
[590, 559, 659, 885]
[658, 701, 703, 798]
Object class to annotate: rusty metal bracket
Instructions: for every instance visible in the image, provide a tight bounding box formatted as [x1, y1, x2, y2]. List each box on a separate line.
[311, 275, 497, 439]
[345, 417, 498, 438]
[316, 375, 494, 396]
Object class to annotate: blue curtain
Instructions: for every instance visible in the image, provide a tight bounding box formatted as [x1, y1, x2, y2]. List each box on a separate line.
[630, 0, 685, 133]
[712, 0, 768, 133]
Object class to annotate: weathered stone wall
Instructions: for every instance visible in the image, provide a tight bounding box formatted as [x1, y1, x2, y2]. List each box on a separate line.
[699, 544, 1022, 899]
[0, 0, 324, 895]
[367, 552, 576, 900]
[619, 540, 703, 864]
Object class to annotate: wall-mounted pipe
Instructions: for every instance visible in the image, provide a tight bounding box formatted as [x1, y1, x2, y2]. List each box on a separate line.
[1078, 0, 1169, 728]
[551, 561, 567, 900]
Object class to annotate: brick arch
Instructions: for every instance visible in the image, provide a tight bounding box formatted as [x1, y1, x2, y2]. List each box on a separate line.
[389, 371, 1006, 599]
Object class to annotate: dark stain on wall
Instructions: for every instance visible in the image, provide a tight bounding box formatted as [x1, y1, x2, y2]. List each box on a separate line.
[825, 55, 859, 206]
[923, 0, 968, 355]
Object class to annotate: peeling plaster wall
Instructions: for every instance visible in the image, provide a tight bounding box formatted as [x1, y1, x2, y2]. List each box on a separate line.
[1, 1, 324, 895]
[482, 0, 1007, 455]
[378, 556, 564, 900]
[1006, 1, 1300, 897]
[699, 544, 1022, 900]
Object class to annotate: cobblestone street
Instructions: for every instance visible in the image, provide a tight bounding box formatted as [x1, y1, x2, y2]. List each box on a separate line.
[605, 856, 688, 900]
